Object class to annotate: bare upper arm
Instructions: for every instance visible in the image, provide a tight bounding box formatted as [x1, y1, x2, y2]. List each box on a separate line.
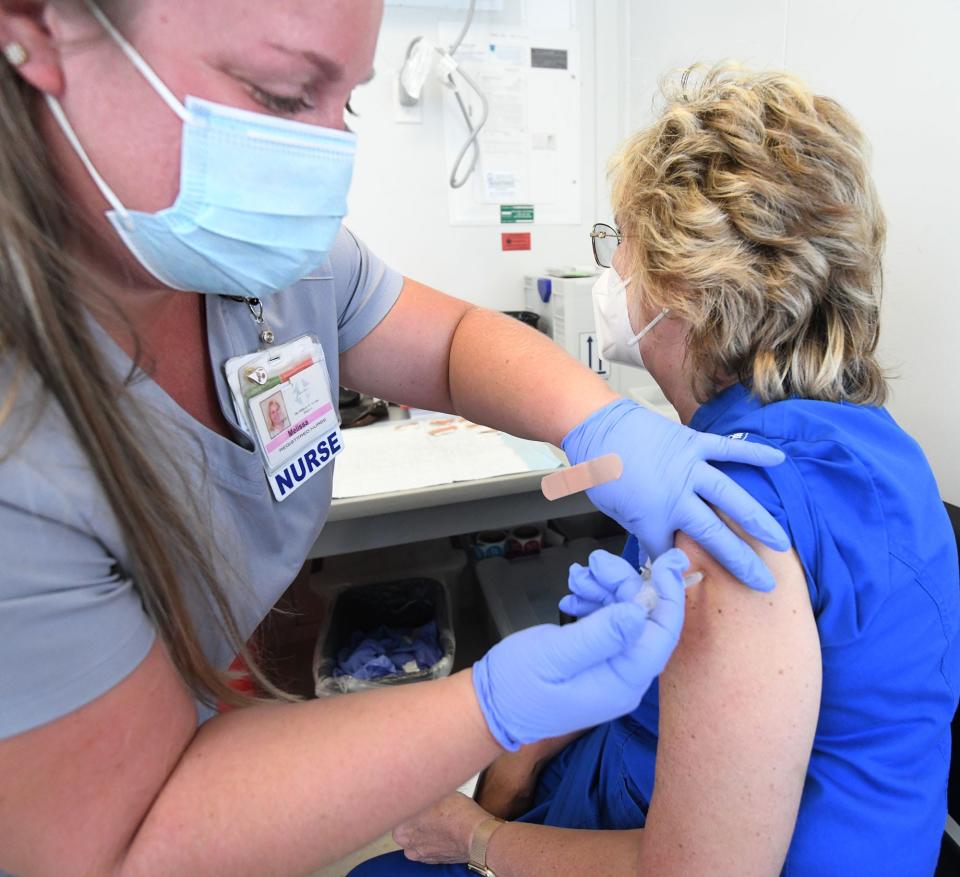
[0, 640, 197, 877]
[339, 276, 475, 410]
[637, 521, 822, 876]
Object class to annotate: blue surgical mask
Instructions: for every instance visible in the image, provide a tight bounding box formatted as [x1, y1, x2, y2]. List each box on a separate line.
[45, 0, 357, 299]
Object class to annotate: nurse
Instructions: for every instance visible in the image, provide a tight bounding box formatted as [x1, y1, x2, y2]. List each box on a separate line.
[0, 3, 786, 875]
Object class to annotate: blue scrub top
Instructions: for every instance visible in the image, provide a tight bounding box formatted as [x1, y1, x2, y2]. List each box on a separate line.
[622, 384, 960, 875]
[351, 383, 960, 877]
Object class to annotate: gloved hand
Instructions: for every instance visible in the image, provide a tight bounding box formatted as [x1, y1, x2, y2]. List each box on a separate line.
[562, 399, 789, 591]
[560, 547, 691, 619]
[473, 552, 688, 751]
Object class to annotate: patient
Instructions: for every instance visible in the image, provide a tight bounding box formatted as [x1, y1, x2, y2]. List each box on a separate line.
[351, 65, 960, 877]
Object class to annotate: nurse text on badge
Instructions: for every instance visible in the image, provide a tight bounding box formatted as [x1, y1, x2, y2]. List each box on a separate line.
[270, 428, 343, 500]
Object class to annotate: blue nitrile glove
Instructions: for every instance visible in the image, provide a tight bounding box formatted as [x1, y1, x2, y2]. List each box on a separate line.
[562, 399, 789, 592]
[473, 557, 687, 751]
[560, 548, 690, 619]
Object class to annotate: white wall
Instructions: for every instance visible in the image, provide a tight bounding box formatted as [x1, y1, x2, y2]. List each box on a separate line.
[624, 0, 960, 503]
[346, 0, 618, 311]
[347, 1, 959, 502]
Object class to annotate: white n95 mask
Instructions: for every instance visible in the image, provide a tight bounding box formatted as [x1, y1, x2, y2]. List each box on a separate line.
[591, 268, 669, 369]
[44, 0, 357, 300]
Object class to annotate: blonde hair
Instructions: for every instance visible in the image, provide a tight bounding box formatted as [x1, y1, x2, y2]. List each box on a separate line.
[0, 3, 292, 708]
[610, 63, 887, 405]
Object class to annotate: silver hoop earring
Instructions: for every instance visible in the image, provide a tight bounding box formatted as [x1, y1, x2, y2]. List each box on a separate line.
[2, 43, 29, 68]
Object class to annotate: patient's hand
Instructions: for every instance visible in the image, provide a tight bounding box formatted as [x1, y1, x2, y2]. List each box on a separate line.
[393, 792, 488, 864]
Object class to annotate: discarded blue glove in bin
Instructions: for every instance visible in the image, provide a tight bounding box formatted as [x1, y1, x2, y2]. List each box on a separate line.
[334, 621, 443, 681]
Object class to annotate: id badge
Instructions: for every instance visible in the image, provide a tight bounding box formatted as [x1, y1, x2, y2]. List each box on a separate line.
[225, 334, 343, 502]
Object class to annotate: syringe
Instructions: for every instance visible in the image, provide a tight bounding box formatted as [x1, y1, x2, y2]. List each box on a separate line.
[635, 563, 704, 612]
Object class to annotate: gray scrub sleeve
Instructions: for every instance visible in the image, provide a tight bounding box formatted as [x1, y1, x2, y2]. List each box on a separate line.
[0, 468, 155, 739]
[330, 226, 405, 351]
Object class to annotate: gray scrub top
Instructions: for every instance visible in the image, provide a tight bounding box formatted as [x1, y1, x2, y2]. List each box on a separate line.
[0, 227, 403, 739]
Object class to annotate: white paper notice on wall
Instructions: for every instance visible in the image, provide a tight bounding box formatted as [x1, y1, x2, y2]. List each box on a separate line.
[440, 24, 581, 226]
[483, 170, 521, 201]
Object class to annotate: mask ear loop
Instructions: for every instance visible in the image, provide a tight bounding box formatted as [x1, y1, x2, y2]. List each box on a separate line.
[82, 0, 190, 124]
[45, 2, 194, 230]
[607, 267, 631, 291]
[44, 94, 135, 230]
[630, 307, 669, 344]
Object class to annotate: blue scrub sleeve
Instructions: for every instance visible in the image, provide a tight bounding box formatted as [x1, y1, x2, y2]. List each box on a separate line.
[707, 456, 805, 584]
[0, 489, 155, 740]
[623, 454, 790, 573]
[330, 227, 405, 352]
[711, 459, 791, 542]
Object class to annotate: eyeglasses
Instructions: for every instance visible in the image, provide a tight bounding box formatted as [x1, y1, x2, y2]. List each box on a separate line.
[590, 222, 621, 269]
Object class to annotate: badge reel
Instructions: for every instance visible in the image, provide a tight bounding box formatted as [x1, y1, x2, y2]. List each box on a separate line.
[226, 333, 343, 502]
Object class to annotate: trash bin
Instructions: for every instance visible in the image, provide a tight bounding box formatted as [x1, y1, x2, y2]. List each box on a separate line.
[312, 577, 456, 697]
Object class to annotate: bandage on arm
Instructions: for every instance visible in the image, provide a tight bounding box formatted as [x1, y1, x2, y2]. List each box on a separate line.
[541, 453, 624, 501]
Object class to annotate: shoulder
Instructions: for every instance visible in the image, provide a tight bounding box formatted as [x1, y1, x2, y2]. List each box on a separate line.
[293, 225, 404, 350]
[676, 393, 820, 659]
[0, 369, 108, 539]
[326, 224, 363, 282]
[715, 396, 925, 496]
[325, 225, 401, 302]
[700, 393, 918, 547]
[700, 394, 949, 631]
[729, 394, 940, 532]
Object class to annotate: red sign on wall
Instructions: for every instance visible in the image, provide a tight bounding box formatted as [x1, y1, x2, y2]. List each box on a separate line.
[501, 232, 531, 251]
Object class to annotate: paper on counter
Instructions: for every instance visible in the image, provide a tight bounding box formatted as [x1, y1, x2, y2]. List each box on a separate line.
[332, 418, 562, 499]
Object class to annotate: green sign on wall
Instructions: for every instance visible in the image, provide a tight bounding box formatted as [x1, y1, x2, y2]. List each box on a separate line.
[500, 204, 535, 224]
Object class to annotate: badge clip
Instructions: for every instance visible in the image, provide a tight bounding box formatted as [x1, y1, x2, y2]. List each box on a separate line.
[226, 295, 277, 348]
[245, 365, 268, 385]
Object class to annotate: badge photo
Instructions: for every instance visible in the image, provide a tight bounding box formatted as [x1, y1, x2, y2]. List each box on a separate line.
[259, 391, 291, 439]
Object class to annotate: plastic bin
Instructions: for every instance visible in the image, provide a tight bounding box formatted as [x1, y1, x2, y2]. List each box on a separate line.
[549, 511, 626, 543]
[477, 537, 620, 640]
[310, 538, 469, 617]
[312, 577, 455, 697]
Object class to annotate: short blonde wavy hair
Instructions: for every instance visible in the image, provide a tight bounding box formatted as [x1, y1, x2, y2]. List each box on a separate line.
[610, 64, 887, 405]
